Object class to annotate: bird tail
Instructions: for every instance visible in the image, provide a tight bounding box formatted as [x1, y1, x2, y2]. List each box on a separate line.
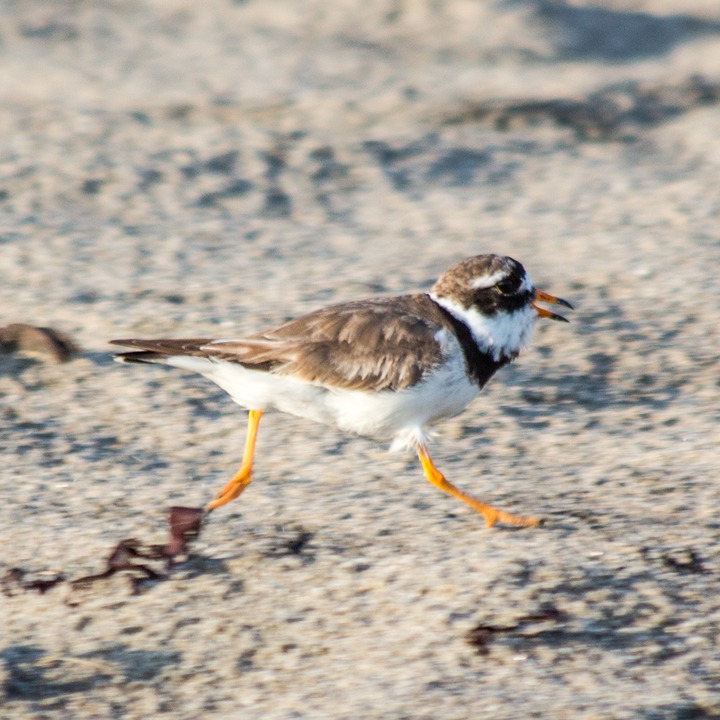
[110, 338, 215, 368]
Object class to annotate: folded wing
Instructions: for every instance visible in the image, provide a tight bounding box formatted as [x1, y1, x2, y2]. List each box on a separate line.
[111, 295, 448, 392]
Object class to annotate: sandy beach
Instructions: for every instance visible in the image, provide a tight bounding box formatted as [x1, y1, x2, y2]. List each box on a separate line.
[2, 1, 720, 718]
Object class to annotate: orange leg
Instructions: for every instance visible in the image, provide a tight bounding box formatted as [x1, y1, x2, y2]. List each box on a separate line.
[207, 409, 264, 511]
[416, 444, 540, 528]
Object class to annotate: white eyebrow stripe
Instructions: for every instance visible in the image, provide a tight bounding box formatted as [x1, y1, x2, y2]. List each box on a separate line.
[470, 270, 508, 290]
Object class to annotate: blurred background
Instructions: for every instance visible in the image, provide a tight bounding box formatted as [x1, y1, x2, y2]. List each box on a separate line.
[2, 2, 719, 718]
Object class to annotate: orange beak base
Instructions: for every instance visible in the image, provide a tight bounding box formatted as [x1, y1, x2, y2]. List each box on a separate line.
[532, 289, 573, 323]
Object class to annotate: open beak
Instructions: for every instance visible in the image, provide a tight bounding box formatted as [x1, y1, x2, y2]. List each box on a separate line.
[532, 289, 574, 323]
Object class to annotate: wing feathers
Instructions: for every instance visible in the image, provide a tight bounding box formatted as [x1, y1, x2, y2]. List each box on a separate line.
[111, 295, 454, 391]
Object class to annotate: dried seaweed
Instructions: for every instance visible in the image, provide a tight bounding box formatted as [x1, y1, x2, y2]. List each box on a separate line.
[0, 323, 79, 362]
[1, 567, 65, 596]
[466, 605, 565, 656]
[2, 506, 204, 598]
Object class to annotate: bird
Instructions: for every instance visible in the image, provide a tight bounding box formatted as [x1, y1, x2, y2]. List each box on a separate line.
[111, 253, 572, 528]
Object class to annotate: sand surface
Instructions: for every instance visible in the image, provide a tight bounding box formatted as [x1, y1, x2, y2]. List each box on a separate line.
[2, 1, 720, 718]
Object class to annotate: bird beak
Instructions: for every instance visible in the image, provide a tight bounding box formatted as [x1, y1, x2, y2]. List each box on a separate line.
[532, 289, 574, 323]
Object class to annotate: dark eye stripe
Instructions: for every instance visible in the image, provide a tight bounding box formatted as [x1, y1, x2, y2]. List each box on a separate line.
[504, 289, 534, 311]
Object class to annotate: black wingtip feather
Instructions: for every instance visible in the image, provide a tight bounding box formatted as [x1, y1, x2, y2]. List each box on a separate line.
[113, 351, 169, 364]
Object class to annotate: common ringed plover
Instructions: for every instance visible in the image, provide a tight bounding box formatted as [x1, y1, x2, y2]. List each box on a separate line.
[112, 254, 572, 528]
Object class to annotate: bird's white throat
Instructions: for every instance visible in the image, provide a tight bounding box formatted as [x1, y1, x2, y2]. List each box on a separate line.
[428, 293, 538, 361]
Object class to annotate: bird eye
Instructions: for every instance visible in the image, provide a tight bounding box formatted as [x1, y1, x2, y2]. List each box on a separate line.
[495, 278, 516, 295]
